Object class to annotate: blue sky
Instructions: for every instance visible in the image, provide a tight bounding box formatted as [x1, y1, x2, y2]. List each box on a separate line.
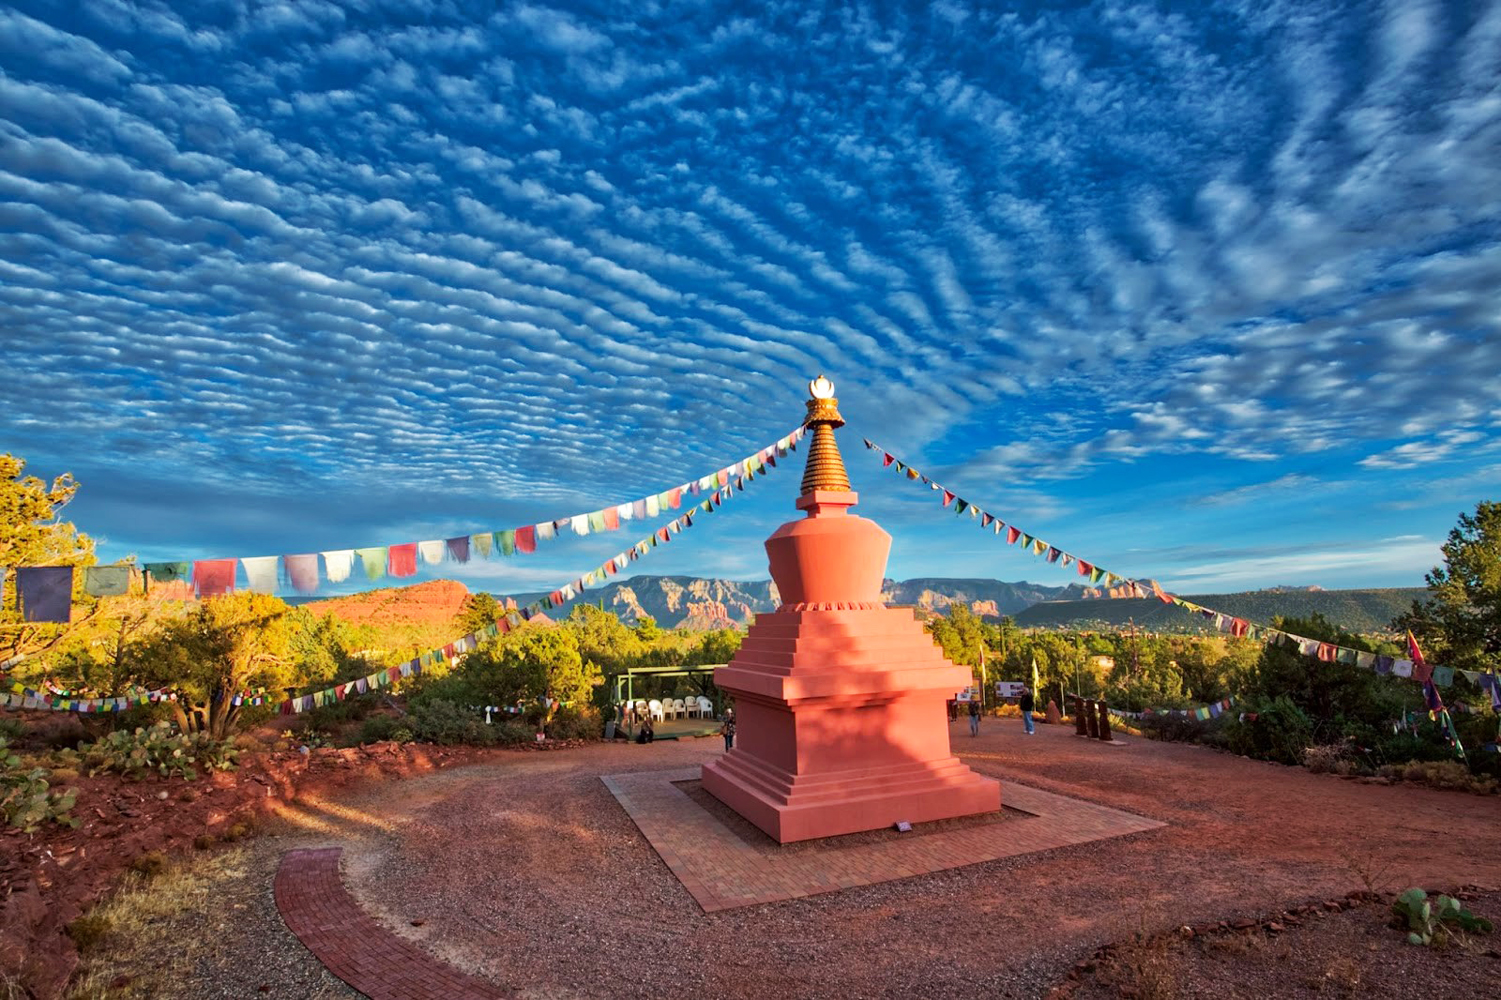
[3, 0, 1499, 599]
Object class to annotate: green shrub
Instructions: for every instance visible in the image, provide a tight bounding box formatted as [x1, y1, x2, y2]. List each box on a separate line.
[494, 720, 535, 745]
[77, 722, 239, 781]
[0, 739, 78, 833]
[548, 705, 602, 741]
[1135, 713, 1214, 744]
[405, 700, 497, 746]
[1221, 695, 1313, 765]
[358, 715, 409, 744]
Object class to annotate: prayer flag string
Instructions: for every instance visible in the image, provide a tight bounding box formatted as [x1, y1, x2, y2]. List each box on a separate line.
[863, 439, 1497, 714]
[118, 427, 804, 598]
[278, 458, 780, 714]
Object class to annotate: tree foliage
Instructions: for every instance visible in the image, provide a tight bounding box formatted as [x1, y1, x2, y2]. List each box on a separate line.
[1395, 501, 1501, 672]
[453, 592, 502, 638]
[0, 454, 99, 662]
[122, 593, 299, 739]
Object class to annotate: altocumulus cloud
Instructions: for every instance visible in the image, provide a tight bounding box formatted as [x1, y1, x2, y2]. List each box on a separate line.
[0, 0, 1498, 591]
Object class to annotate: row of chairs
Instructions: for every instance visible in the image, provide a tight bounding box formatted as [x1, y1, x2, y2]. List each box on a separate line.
[628, 696, 714, 722]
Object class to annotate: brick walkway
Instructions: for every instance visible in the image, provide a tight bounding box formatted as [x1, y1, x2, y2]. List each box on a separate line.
[602, 768, 1164, 912]
[274, 847, 510, 1000]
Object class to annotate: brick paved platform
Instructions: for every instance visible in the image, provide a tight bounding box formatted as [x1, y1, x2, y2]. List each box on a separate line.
[603, 768, 1164, 912]
[275, 847, 510, 1000]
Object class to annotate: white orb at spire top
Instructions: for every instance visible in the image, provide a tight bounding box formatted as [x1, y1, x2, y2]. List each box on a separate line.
[809, 375, 835, 399]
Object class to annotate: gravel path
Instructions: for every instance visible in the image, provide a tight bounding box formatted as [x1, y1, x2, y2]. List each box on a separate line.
[125, 721, 1500, 999]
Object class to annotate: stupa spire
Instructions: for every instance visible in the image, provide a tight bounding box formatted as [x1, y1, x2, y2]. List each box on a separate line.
[799, 375, 851, 495]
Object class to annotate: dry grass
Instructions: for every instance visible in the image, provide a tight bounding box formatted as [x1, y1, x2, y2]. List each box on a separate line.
[65, 847, 250, 999]
[1338, 845, 1393, 895]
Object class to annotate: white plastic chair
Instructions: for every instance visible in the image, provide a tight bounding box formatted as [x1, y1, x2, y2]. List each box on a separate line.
[635, 700, 649, 723]
[681, 697, 698, 719]
[673, 698, 687, 719]
[697, 695, 713, 718]
[662, 698, 676, 720]
[648, 699, 664, 722]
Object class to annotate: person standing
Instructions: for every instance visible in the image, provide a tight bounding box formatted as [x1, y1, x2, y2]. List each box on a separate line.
[967, 697, 981, 737]
[1019, 685, 1035, 735]
[720, 709, 736, 751]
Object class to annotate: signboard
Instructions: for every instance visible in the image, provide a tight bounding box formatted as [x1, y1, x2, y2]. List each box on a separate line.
[995, 681, 1026, 699]
[954, 686, 978, 702]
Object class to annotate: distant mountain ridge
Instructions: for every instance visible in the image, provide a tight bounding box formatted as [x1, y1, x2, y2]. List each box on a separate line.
[1013, 587, 1429, 634]
[295, 576, 1430, 639]
[500, 575, 1089, 628]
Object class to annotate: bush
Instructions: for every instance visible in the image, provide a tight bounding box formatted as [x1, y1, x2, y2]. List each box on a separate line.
[1221, 695, 1313, 765]
[548, 705, 602, 741]
[1135, 714, 1214, 744]
[66, 913, 111, 951]
[129, 852, 168, 879]
[404, 700, 497, 746]
[494, 720, 535, 745]
[358, 715, 410, 744]
[1303, 742, 1352, 774]
[0, 739, 78, 833]
[75, 722, 239, 781]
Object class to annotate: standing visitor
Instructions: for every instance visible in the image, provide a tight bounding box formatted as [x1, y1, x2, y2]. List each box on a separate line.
[1019, 685, 1035, 735]
[720, 709, 736, 751]
[968, 697, 981, 737]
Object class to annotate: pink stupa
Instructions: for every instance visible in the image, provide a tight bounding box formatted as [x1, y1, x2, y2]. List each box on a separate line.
[701, 376, 1001, 843]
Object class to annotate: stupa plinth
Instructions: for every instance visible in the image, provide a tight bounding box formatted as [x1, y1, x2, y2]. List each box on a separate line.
[701, 376, 1001, 843]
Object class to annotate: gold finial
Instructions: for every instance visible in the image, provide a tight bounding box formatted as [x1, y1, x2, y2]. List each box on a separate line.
[800, 375, 851, 494]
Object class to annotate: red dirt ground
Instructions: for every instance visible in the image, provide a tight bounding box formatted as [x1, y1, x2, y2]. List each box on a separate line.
[0, 740, 583, 1000]
[252, 719, 1499, 1000]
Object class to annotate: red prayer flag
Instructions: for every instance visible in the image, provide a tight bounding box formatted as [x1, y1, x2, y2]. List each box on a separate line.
[193, 559, 236, 598]
[388, 543, 418, 578]
[1406, 631, 1433, 684]
[603, 507, 620, 531]
[883, 453, 894, 467]
[515, 525, 537, 554]
[1077, 560, 1093, 577]
[668, 488, 682, 509]
[1006, 526, 1020, 544]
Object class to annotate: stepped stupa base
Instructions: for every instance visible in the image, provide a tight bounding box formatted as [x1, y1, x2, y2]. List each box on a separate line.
[702, 749, 1001, 843]
[701, 605, 1001, 844]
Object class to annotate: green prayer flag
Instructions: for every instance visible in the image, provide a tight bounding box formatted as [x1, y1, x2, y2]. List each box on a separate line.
[144, 562, 190, 585]
[84, 566, 131, 597]
[496, 529, 516, 557]
[355, 547, 386, 580]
